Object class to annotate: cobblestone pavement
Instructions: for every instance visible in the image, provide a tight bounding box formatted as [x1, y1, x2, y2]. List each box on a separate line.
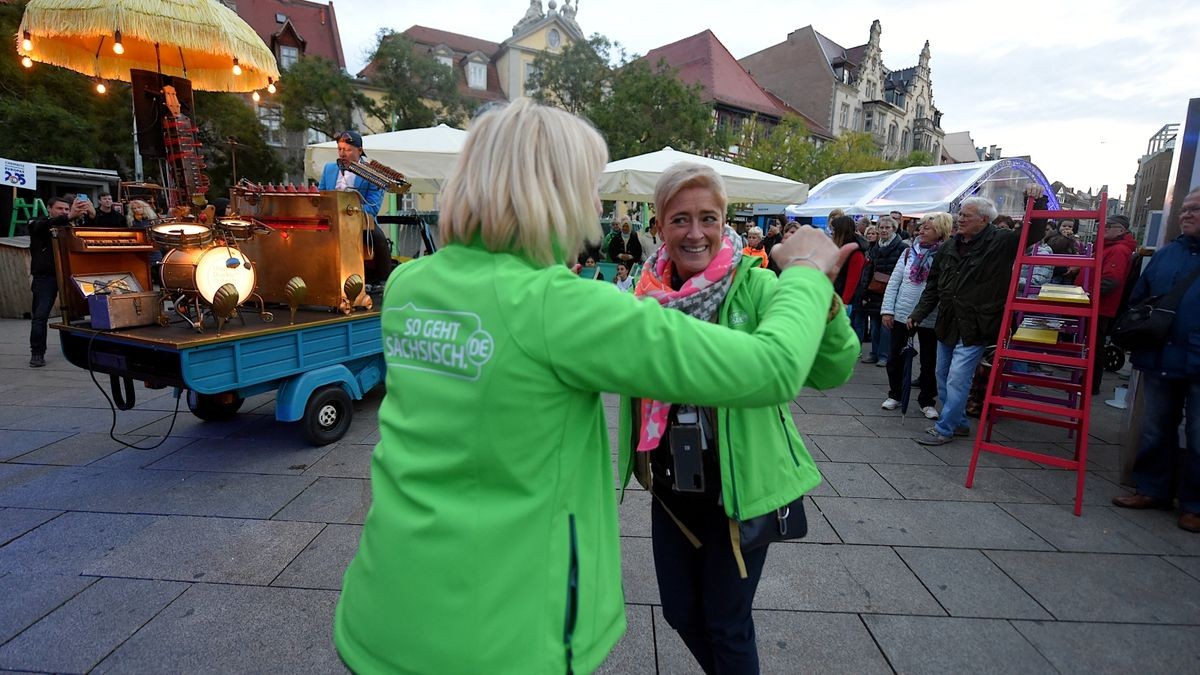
[1, 317, 1198, 673]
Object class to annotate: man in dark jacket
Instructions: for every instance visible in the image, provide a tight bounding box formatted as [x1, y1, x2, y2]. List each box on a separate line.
[909, 196, 1046, 445]
[28, 196, 88, 367]
[1112, 188, 1200, 532]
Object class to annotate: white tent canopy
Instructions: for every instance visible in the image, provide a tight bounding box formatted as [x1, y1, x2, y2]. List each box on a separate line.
[788, 158, 1058, 218]
[598, 147, 808, 205]
[304, 124, 467, 194]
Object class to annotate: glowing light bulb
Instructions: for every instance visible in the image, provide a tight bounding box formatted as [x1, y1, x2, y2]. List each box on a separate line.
[251, 90, 260, 102]
[96, 81, 107, 94]
[113, 42, 124, 54]
[266, 78, 276, 94]
[232, 58, 242, 76]
[21, 56, 33, 68]
[21, 31, 32, 52]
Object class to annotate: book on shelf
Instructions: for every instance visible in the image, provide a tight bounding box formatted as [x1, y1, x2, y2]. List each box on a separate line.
[1036, 284, 1090, 303]
[1013, 326, 1060, 344]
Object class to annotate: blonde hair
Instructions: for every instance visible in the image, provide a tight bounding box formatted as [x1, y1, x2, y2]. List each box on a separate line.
[653, 162, 728, 221]
[439, 99, 609, 265]
[745, 226, 763, 238]
[865, 225, 879, 237]
[126, 199, 157, 225]
[921, 212, 953, 241]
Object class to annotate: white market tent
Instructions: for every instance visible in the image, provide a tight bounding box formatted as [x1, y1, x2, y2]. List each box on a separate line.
[304, 124, 467, 194]
[599, 147, 808, 204]
[788, 158, 1059, 218]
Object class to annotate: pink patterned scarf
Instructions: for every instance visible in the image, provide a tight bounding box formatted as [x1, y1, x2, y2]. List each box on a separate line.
[633, 226, 742, 451]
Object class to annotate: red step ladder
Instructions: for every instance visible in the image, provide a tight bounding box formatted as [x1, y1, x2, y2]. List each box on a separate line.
[965, 193, 1108, 516]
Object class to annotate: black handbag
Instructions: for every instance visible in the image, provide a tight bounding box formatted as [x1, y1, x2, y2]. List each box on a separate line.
[1111, 267, 1200, 349]
[737, 495, 808, 550]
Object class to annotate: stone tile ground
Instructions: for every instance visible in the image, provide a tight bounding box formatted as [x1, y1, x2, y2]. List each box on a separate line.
[1, 318, 1198, 673]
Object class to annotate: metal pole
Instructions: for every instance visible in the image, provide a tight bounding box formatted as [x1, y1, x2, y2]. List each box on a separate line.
[132, 96, 143, 181]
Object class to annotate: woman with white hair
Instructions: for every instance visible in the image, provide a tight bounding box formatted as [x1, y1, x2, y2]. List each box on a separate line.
[334, 99, 855, 674]
[741, 225, 769, 268]
[617, 162, 858, 673]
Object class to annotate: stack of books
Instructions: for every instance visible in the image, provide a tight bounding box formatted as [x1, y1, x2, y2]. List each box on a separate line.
[1036, 284, 1090, 304]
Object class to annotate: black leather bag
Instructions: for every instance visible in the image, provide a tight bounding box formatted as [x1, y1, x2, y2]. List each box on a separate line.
[737, 496, 807, 550]
[1111, 267, 1200, 350]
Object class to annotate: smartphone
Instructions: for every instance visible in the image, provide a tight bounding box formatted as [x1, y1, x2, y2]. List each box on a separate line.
[76, 193, 89, 202]
[669, 423, 705, 493]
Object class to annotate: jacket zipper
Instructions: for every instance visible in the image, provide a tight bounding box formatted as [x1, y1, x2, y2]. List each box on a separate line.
[563, 514, 579, 674]
[721, 408, 741, 519]
[777, 407, 801, 466]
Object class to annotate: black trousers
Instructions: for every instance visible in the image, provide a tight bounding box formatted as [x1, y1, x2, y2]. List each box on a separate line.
[1091, 317, 1113, 395]
[30, 274, 57, 357]
[651, 492, 768, 675]
[886, 322, 938, 408]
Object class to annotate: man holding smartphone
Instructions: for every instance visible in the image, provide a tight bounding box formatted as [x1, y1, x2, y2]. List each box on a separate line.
[27, 195, 91, 367]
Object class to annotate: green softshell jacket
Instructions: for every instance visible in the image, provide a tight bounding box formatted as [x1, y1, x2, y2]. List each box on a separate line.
[616, 257, 860, 520]
[334, 242, 845, 674]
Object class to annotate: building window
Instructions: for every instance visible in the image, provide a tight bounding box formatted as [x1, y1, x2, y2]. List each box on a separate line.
[864, 111, 873, 132]
[852, 108, 861, 130]
[257, 104, 283, 146]
[916, 103, 926, 120]
[902, 129, 910, 152]
[399, 192, 416, 211]
[279, 45, 299, 70]
[839, 103, 849, 130]
[468, 61, 486, 90]
[437, 55, 453, 68]
[305, 111, 330, 145]
[548, 28, 561, 49]
[888, 123, 898, 146]
[275, 13, 287, 23]
[932, 143, 940, 161]
[866, 81, 876, 100]
[524, 62, 539, 92]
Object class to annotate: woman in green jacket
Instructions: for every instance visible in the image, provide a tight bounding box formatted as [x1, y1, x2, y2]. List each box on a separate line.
[334, 99, 853, 674]
[617, 164, 858, 674]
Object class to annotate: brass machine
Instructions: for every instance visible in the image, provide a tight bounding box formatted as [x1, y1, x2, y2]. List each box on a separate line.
[231, 161, 410, 314]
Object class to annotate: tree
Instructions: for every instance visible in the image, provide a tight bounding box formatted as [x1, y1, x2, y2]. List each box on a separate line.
[528, 34, 620, 116]
[593, 59, 719, 160]
[276, 55, 366, 139]
[363, 31, 464, 131]
[193, 92, 284, 198]
[736, 115, 824, 185]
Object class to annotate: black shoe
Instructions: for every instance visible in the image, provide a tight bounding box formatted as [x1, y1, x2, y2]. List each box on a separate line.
[29, 355, 45, 368]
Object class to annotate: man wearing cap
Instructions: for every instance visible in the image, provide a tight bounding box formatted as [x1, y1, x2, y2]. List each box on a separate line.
[1093, 214, 1137, 394]
[319, 130, 389, 285]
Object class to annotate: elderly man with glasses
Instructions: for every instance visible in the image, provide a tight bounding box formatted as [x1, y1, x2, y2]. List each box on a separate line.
[908, 195, 1048, 446]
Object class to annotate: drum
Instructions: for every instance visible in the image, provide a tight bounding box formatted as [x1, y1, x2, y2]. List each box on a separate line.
[217, 219, 255, 241]
[161, 246, 256, 304]
[150, 222, 212, 249]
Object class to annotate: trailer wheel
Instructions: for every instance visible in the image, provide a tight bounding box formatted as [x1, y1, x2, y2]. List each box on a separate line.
[303, 385, 353, 446]
[187, 390, 245, 422]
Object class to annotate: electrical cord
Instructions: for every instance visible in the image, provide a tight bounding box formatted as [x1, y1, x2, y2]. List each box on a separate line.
[85, 329, 183, 450]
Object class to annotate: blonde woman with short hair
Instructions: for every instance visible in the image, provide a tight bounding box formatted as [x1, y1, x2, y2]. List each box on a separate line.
[335, 99, 858, 674]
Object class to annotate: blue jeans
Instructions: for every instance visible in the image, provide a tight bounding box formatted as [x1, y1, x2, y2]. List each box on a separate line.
[30, 274, 57, 357]
[935, 340, 986, 437]
[869, 314, 891, 362]
[1131, 373, 1200, 514]
[849, 305, 866, 342]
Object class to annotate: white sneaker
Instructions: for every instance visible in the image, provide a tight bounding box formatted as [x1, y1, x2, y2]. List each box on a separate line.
[881, 398, 901, 410]
[922, 406, 940, 420]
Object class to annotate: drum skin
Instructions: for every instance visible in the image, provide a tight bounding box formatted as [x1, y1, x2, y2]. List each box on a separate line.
[162, 246, 256, 304]
[150, 222, 212, 249]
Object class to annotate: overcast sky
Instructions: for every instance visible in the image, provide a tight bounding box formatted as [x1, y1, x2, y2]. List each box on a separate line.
[330, 0, 1198, 197]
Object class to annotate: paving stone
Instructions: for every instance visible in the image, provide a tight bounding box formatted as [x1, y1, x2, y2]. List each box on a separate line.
[826, 383, 890, 399]
[0, 577, 188, 673]
[88, 444, 191, 470]
[0, 430, 73, 461]
[146, 435, 335, 475]
[93, 584, 344, 674]
[1164, 556, 1200, 581]
[0, 507, 61, 546]
[755, 610, 892, 674]
[986, 550, 1200, 623]
[595, 604, 655, 675]
[0, 462, 60, 493]
[817, 497, 1053, 550]
[126, 410, 268, 439]
[873, 464, 1053, 503]
[788, 413, 875, 437]
[0, 466, 315, 518]
[652, 605, 700, 675]
[0, 573, 98, 644]
[756, 543, 943, 614]
[894, 547, 1052, 619]
[797, 434, 829, 462]
[1013, 620, 1200, 674]
[843, 396, 912, 417]
[816, 462, 901, 498]
[1108, 505, 1200, 556]
[999, 504, 1182, 554]
[5, 406, 171, 434]
[303, 442, 375, 479]
[617, 488, 651, 538]
[807, 435, 947, 465]
[864, 614, 1055, 674]
[1004, 467, 1132, 507]
[84, 515, 322, 585]
[619, 535, 661, 606]
[273, 476, 371, 524]
[794, 397, 861, 415]
[922, 439, 1044, 469]
[0, 511, 159, 575]
[8, 432, 193, 467]
[273, 523, 363, 590]
[796, 508, 843, 544]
